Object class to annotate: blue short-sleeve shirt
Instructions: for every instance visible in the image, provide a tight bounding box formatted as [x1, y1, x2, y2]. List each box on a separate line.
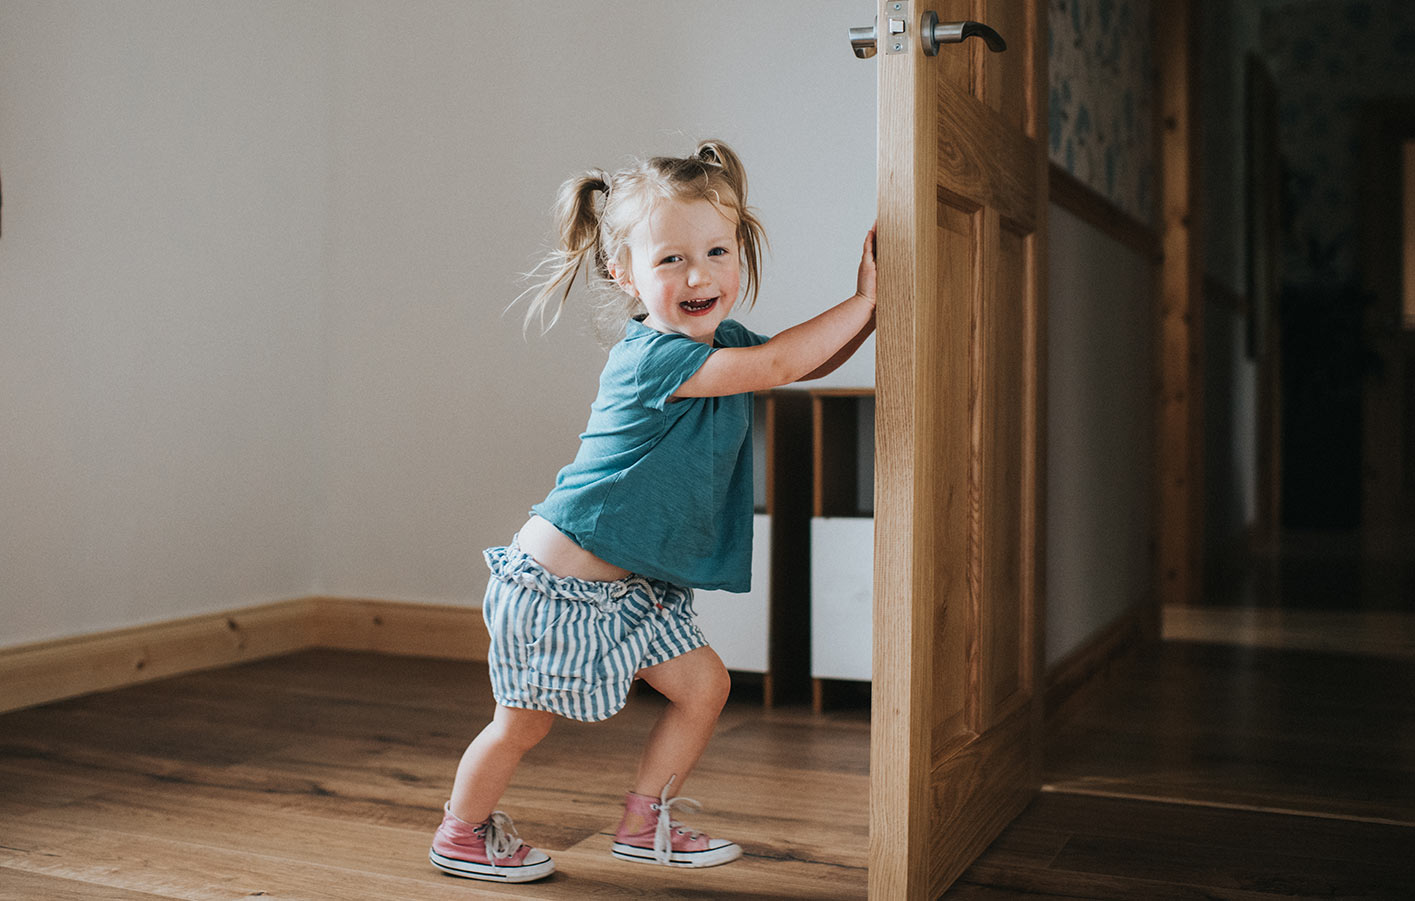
[531, 317, 769, 591]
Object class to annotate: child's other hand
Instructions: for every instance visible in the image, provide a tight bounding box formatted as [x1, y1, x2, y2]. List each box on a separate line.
[857, 224, 877, 303]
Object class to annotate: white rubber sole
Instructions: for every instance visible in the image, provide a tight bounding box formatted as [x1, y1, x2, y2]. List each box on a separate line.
[429, 848, 555, 883]
[610, 840, 743, 868]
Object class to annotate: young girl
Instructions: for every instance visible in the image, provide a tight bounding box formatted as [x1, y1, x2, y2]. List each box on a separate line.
[430, 139, 876, 883]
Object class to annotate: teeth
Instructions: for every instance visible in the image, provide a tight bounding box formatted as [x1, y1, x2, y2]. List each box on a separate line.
[681, 298, 715, 311]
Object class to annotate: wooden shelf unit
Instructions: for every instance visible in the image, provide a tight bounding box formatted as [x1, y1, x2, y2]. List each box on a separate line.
[809, 388, 875, 711]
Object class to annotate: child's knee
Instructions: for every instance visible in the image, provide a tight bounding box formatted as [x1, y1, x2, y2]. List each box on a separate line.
[695, 659, 732, 713]
[714, 663, 732, 706]
[491, 706, 555, 750]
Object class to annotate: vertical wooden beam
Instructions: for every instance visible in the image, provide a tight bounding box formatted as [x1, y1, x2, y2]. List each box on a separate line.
[1155, 0, 1204, 606]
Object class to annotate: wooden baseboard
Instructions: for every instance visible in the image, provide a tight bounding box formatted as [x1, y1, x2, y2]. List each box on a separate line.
[1043, 603, 1153, 731]
[0, 597, 487, 715]
[6, 594, 1157, 724]
[307, 596, 489, 661]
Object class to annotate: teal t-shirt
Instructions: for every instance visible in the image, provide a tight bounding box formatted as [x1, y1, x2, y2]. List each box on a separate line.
[531, 317, 769, 591]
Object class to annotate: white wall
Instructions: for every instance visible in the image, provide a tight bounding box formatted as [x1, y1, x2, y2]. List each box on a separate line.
[1045, 205, 1156, 664]
[0, 0, 876, 643]
[316, 0, 878, 600]
[0, 2, 331, 646]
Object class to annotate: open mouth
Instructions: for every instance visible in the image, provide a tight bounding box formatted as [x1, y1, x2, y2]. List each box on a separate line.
[680, 297, 718, 315]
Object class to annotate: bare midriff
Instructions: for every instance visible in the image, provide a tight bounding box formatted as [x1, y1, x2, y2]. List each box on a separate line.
[517, 514, 632, 582]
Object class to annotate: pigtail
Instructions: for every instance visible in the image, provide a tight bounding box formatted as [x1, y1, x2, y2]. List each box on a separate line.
[695, 140, 749, 204]
[521, 170, 611, 334]
[695, 140, 767, 309]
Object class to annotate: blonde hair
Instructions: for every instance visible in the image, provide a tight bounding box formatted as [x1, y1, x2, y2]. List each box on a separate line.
[521, 139, 767, 340]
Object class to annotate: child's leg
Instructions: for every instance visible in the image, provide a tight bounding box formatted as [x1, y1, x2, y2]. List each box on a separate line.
[449, 704, 556, 823]
[613, 645, 740, 867]
[631, 645, 731, 795]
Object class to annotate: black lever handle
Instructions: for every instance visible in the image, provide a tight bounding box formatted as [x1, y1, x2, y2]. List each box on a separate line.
[922, 13, 1007, 55]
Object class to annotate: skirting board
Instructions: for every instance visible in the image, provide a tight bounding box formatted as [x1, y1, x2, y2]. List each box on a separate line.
[0, 597, 488, 715]
[1043, 602, 1155, 730]
[4, 594, 1155, 722]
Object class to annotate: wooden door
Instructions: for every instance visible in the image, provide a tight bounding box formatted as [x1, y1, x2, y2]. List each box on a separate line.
[870, 1, 1047, 897]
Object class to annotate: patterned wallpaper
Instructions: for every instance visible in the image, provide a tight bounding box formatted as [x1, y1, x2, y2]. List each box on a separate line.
[1259, 0, 1415, 285]
[1048, 0, 1156, 226]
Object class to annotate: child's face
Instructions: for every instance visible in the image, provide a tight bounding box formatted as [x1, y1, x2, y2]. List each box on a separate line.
[613, 198, 741, 344]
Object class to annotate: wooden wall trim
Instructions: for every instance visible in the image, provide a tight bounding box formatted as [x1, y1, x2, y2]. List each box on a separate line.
[1043, 602, 1155, 731]
[1049, 163, 1162, 262]
[3, 590, 1159, 727]
[1154, 0, 1205, 607]
[0, 598, 486, 715]
[308, 596, 489, 661]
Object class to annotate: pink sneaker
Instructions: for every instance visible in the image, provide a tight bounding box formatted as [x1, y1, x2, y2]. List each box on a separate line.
[429, 804, 555, 883]
[611, 777, 742, 868]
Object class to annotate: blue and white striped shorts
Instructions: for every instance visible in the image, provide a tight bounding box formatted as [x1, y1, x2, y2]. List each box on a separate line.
[480, 539, 708, 723]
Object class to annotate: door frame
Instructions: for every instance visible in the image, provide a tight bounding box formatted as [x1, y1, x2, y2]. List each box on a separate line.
[1154, 0, 1204, 606]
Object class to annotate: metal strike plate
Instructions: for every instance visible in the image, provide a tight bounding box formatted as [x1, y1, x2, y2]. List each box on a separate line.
[885, 0, 909, 54]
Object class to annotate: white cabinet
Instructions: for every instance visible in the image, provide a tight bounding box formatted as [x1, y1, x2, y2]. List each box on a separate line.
[809, 516, 873, 681]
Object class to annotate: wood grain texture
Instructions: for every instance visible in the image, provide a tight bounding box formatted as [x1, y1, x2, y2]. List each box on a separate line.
[872, 1, 1048, 897]
[4, 555, 1410, 901]
[1045, 629, 1415, 827]
[1155, 0, 1205, 607]
[0, 598, 487, 715]
[956, 792, 1415, 900]
[871, 0, 938, 895]
[0, 650, 869, 900]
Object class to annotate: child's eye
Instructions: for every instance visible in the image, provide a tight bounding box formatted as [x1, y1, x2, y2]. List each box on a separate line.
[660, 255, 683, 265]
[708, 247, 729, 257]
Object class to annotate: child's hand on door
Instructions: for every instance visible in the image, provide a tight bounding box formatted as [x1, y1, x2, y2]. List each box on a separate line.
[857, 224, 878, 303]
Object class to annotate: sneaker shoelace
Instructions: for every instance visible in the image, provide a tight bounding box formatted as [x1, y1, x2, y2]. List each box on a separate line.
[649, 775, 704, 864]
[476, 810, 525, 869]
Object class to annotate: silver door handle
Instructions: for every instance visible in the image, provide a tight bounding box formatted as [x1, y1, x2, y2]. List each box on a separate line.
[849, 11, 1006, 58]
[922, 13, 1006, 55]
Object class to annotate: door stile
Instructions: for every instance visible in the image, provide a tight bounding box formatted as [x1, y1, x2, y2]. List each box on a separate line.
[871, 0, 940, 894]
[1023, 0, 1049, 781]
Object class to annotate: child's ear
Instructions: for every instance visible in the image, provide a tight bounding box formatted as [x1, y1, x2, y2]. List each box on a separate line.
[609, 261, 635, 295]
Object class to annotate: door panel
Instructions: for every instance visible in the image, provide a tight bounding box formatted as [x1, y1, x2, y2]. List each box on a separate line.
[928, 195, 974, 757]
[871, 1, 1046, 897]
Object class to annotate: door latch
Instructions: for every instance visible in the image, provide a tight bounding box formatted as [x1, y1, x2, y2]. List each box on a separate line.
[849, 0, 911, 57]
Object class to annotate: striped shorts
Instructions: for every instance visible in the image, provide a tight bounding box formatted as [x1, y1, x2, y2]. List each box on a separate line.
[480, 539, 707, 723]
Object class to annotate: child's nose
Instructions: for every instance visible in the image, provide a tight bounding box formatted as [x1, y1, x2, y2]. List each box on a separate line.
[687, 263, 709, 286]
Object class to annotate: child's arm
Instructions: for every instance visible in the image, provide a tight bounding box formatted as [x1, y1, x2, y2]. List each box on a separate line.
[675, 227, 877, 398]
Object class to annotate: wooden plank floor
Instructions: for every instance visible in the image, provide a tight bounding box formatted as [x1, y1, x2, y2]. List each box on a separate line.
[3, 535, 1411, 899]
[955, 532, 1415, 900]
[0, 651, 869, 900]
[4, 636, 1412, 901]
[956, 638, 1415, 899]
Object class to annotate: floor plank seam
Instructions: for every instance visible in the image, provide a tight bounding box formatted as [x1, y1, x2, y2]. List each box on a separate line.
[1039, 783, 1415, 828]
